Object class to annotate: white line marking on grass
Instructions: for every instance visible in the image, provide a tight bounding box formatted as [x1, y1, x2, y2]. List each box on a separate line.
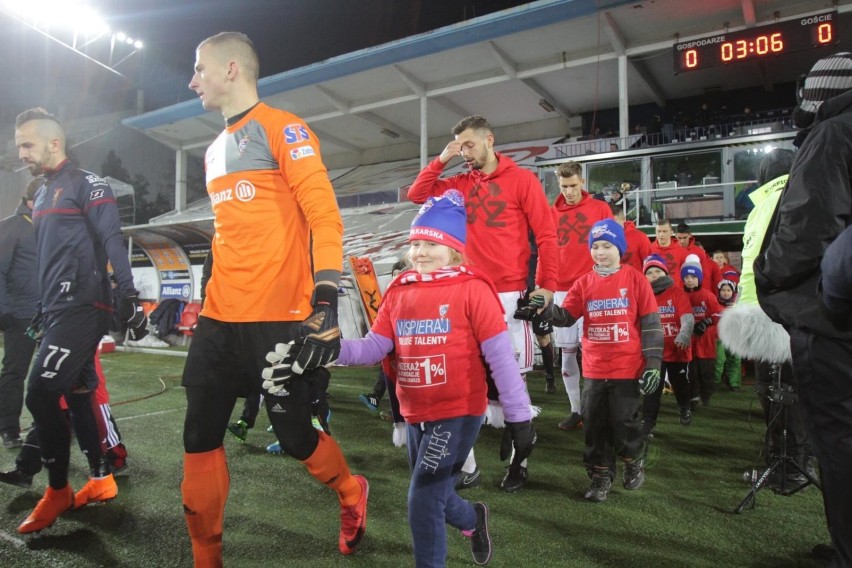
[0, 532, 64, 566]
[0, 530, 25, 547]
[115, 407, 186, 422]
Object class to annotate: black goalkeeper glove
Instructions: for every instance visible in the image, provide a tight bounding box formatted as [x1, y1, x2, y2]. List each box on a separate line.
[292, 285, 340, 374]
[121, 295, 146, 328]
[513, 292, 545, 321]
[500, 420, 537, 465]
[693, 317, 713, 336]
[121, 295, 148, 340]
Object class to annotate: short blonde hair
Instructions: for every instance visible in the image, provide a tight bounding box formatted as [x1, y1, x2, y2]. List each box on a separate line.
[198, 32, 260, 82]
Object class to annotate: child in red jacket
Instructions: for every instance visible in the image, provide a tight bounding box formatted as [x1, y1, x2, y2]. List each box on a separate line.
[328, 190, 534, 567]
[540, 219, 663, 503]
[682, 254, 722, 411]
[641, 254, 695, 435]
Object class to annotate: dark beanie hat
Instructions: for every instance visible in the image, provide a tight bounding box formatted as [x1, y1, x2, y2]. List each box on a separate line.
[796, 52, 852, 120]
[409, 189, 467, 252]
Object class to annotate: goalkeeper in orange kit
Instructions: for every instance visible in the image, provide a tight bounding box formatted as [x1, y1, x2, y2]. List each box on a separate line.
[181, 32, 367, 567]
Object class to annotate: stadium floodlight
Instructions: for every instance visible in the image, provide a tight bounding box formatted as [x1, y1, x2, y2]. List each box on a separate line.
[0, 0, 143, 77]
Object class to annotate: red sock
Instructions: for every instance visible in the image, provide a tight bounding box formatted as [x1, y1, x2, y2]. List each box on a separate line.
[182, 447, 229, 567]
[301, 431, 361, 506]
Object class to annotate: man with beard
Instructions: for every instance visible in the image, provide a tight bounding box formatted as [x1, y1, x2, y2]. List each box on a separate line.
[13, 108, 145, 533]
[408, 115, 557, 491]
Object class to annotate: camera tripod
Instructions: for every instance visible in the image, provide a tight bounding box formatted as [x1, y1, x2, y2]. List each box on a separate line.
[734, 363, 822, 513]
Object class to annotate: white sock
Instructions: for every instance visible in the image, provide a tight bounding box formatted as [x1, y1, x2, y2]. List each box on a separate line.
[461, 448, 477, 474]
[561, 348, 581, 413]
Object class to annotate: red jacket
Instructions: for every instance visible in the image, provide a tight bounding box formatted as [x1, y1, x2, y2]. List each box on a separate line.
[719, 263, 741, 284]
[685, 286, 722, 359]
[653, 282, 693, 362]
[407, 154, 558, 292]
[650, 240, 688, 285]
[623, 221, 652, 273]
[548, 192, 613, 290]
[683, 238, 722, 293]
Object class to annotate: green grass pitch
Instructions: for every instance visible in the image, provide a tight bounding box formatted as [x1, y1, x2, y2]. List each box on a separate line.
[0, 350, 829, 567]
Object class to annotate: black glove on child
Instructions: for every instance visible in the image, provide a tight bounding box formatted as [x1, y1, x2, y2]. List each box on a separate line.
[292, 285, 341, 374]
[500, 420, 537, 465]
[693, 317, 713, 336]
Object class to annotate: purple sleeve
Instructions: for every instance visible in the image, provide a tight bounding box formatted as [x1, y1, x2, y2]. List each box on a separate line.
[481, 331, 532, 422]
[338, 331, 394, 366]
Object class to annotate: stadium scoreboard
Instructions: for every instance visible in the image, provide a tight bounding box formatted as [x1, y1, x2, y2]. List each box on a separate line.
[674, 11, 838, 73]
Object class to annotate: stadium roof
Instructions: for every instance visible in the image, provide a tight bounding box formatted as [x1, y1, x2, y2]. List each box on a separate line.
[122, 0, 852, 170]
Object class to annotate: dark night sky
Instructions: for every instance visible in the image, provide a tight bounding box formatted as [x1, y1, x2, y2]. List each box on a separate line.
[0, 0, 531, 120]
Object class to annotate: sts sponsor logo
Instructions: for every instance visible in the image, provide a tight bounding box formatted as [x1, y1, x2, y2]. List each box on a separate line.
[283, 124, 310, 144]
[290, 145, 315, 161]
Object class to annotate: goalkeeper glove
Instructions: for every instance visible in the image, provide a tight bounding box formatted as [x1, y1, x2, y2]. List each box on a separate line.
[262, 342, 296, 396]
[392, 422, 407, 448]
[513, 292, 545, 321]
[292, 285, 340, 374]
[121, 295, 146, 328]
[639, 368, 661, 395]
[121, 295, 148, 340]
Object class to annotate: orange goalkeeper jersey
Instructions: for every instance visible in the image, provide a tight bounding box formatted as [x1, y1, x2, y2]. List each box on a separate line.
[202, 102, 343, 322]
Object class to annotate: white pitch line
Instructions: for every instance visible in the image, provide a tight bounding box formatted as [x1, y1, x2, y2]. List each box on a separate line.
[0, 531, 64, 566]
[0, 530, 25, 547]
[115, 406, 186, 422]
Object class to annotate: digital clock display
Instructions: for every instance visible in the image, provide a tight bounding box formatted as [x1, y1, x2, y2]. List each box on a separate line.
[674, 11, 838, 73]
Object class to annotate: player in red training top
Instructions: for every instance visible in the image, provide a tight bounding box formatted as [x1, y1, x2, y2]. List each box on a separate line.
[539, 219, 663, 503]
[651, 218, 688, 285]
[546, 161, 613, 433]
[407, 115, 556, 491]
[322, 190, 534, 567]
[611, 203, 652, 274]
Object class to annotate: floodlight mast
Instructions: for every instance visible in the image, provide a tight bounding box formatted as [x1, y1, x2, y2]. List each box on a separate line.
[0, 0, 143, 78]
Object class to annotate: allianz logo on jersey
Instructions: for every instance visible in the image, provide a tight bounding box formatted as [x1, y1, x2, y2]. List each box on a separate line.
[210, 180, 257, 205]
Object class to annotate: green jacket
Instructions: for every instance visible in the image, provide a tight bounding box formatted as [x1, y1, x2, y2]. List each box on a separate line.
[737, 174, 788, 306]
